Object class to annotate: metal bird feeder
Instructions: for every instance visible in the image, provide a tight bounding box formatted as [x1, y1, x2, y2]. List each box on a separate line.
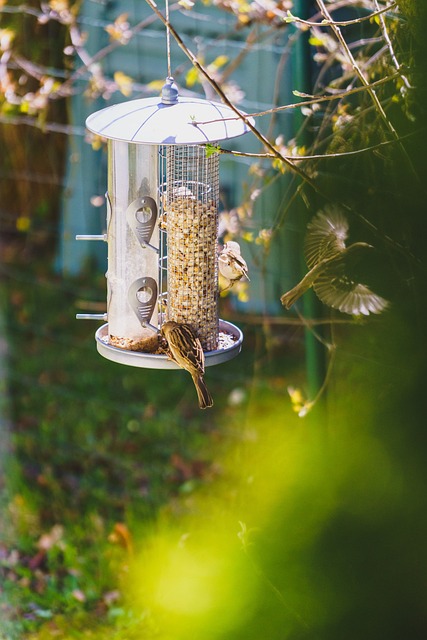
[78, 78, 251, 369]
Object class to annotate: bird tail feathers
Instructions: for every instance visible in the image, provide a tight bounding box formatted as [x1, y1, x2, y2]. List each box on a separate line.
[281, 262, 327, 309]
[281, 283, 307, 309]
[193, 374, 214, 409]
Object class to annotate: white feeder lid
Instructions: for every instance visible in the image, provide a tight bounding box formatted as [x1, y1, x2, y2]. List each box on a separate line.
[86, 95, 253, 145]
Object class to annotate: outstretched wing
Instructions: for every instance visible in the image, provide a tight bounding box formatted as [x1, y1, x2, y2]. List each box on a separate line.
[304, 205, 349, 269]
[313, 258, 389, 315]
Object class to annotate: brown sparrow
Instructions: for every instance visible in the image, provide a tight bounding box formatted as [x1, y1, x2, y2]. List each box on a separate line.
[219, 241, 250, 291]
[161, 321, 213, 409]
[281, 206, 388, 315]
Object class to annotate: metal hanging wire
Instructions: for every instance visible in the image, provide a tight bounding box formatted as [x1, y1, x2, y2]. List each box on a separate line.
[165, 0, 172, 78]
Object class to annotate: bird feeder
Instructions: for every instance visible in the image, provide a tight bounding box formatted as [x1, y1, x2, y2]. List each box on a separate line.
[77, 78, 252, 369]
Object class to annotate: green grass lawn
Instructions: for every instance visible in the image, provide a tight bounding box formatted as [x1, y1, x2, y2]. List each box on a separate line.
[3, 256, 427, 640]
[0, 261, 303, 638]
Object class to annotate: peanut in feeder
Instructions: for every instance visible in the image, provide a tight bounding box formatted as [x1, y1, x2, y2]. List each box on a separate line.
[162, 145, 219, 351]
[77, 78, 252, 371]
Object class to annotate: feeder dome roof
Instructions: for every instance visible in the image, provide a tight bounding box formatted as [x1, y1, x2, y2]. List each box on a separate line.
[86, 95, 253, 145]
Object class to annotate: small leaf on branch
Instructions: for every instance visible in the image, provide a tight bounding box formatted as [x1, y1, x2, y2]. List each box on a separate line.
[178, 0, 195, 9]
[293, 90, 314, 98]
[186, 66, 200, 88]
[205, 143, 221, 158]
[114, 71, 133, 97]
[210, 55, 229, 70]
[284, 10, 296, 23]
[308, 36, 325, 47]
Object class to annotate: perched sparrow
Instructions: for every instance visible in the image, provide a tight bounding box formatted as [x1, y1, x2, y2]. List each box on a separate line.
[160, 321, 213, 409]
[280, 205, 389, 315]
[219, 241, 250, 291]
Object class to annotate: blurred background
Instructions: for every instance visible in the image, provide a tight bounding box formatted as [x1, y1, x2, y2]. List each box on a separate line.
[1, 1, 427, 638]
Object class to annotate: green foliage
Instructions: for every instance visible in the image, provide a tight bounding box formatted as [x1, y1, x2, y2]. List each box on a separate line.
[204, 143, 221, 158]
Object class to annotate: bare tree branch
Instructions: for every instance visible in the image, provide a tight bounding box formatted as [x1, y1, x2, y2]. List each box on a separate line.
[143, 0, 318, 190]
[191, 70, 404, 125]
[315, 0, 418, 180]
[372, 0, 411, 89]
[285, 2, 397, 28]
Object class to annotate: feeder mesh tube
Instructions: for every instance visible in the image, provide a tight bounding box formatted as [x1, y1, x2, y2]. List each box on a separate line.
[164, 145, 219, 351]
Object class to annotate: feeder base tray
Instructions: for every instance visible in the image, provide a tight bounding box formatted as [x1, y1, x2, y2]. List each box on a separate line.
[95, 321, 243, 369]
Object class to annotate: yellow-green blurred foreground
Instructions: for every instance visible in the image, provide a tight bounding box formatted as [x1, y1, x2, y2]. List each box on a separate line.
[126, 311, 427, 640]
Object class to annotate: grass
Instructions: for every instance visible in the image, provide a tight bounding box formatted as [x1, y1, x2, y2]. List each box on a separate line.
[0, 257, 304, 639]
[3, 250, 427, 640]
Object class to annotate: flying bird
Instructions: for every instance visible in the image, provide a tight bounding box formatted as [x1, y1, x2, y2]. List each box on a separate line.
[219, 240, 250, 291]
[280, 206, 389, 316]
[161, 321, 213, 409]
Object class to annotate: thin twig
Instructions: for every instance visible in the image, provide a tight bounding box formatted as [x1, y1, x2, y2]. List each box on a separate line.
[315, 0, 418, 180]
[59, 9, 180, 96]
[373, 0, 411, 89]
[99, 0, 419, 262]
[0, 113, 86, 135]
[213, 128, 421, 161]
[293, 307, 337, 414]
[306, 342, 337, 411]
[143, 0, 317, 190]
[316, 0, 395, 134]
[230, 313, 361, 326]
[190, 71, 403, 125]
[286, 2, 397, 28]
[296, 307, 332, 351]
